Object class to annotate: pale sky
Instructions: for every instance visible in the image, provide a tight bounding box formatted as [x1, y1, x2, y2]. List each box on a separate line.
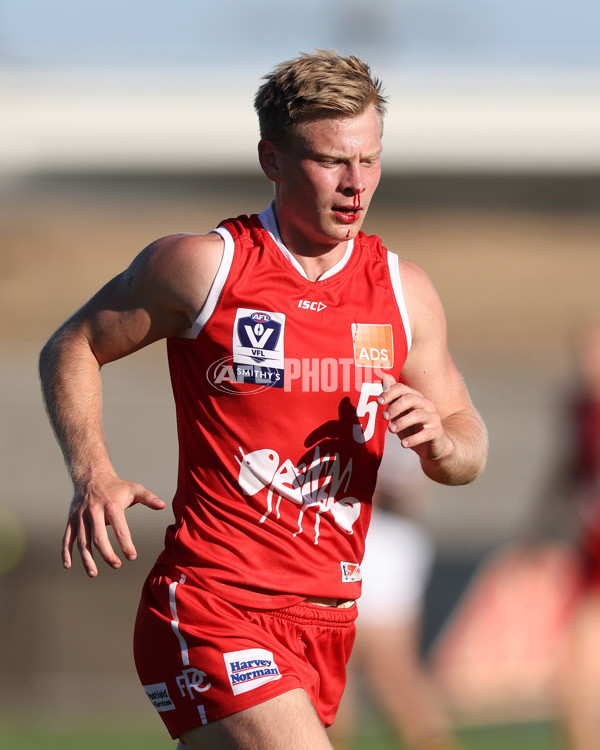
[1, 0, 598, 71]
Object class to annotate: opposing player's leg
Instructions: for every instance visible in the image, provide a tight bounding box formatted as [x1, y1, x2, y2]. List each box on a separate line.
[177, 688, 333, 750]
[359, 618, 458, 749]
[557, 592, 600, 750]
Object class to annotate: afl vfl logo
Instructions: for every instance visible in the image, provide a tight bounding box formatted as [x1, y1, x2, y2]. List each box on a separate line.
[231, 308, 286, 389]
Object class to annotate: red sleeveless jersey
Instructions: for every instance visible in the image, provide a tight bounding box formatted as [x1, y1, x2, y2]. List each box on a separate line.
[157, 204, 411, 607]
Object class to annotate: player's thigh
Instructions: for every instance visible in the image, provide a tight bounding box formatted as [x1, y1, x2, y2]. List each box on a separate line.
[177, 687, 333, 750]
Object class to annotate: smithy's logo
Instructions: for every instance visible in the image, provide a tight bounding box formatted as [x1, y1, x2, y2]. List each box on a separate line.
[206, 356, 277, 394]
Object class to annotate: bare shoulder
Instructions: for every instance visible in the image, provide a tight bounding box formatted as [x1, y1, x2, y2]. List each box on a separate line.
[140, 231, 224, 281]
[396, 257, 446, 338]
[397, 257, 437, 295]
[128, 231, 225, 323]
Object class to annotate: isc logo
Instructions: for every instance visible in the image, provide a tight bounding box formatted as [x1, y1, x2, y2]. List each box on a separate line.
[298, 300, 327, 312]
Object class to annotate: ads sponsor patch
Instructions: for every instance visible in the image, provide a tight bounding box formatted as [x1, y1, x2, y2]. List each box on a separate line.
[341, 561, 362, 583]
[143, 681, 176, 712]
[351, 323, 394, 368]
[223, 648, 282, 696]
[233, 309, 285, 388]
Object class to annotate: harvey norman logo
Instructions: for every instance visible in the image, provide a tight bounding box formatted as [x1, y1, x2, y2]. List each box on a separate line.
[223, 648, 282, 696]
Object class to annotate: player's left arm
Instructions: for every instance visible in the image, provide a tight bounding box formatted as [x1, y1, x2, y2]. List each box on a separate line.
[377, 258, 488, 485]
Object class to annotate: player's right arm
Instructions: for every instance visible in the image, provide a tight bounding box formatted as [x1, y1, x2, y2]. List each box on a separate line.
[39, 231, 224, 577]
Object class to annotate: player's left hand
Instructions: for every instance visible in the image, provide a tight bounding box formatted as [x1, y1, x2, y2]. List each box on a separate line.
[377, 373, 454, 463]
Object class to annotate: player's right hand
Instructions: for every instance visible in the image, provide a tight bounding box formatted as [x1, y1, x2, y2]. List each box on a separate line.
[62, 473, 166, 577]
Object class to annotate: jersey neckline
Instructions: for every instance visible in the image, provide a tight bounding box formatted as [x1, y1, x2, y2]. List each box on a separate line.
[258, 202, 354, 283]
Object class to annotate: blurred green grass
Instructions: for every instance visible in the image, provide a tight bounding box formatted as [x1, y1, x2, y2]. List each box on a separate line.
[457, 721, 562, 750]
[351, 718, 563, 750]
[0, 726, 171, 750]
[0, 716, 563, 750]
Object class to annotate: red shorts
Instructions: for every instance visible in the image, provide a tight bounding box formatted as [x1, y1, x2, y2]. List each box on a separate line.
[133, 565, 357, 739]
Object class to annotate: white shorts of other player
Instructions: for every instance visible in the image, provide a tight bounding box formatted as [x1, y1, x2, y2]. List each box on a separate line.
[358, 510, 434, 626]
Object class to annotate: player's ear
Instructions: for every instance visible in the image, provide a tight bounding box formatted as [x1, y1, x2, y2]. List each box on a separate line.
[258, 140, 282, 182]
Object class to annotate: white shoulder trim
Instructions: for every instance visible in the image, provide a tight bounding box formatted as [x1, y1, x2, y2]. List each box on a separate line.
[180, 227, 235, 339]
[386, 250, 412, 352]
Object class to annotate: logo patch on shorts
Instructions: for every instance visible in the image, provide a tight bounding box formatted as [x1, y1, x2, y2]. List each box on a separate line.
[223, 648, 282, 696]
[143, 682, 176, 712]
[341, 561, 362, 583]
[176, 667, 212, 698]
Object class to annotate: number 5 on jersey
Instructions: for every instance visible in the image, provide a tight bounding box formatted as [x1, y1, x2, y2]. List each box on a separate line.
[353, 381, 384, 443]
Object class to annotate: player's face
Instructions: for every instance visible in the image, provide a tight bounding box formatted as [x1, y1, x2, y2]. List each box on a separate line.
[268, 105, 382, 254]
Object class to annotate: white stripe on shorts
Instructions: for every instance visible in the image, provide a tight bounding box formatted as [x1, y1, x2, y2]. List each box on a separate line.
[169, 573, 190, 667]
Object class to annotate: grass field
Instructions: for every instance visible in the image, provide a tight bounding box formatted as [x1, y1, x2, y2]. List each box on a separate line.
[350, 717, 564, 750]
[0, 716, 564, 750]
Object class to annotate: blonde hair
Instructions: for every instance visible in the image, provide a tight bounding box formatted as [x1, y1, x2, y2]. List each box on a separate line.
[254, 49, 387, 146]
